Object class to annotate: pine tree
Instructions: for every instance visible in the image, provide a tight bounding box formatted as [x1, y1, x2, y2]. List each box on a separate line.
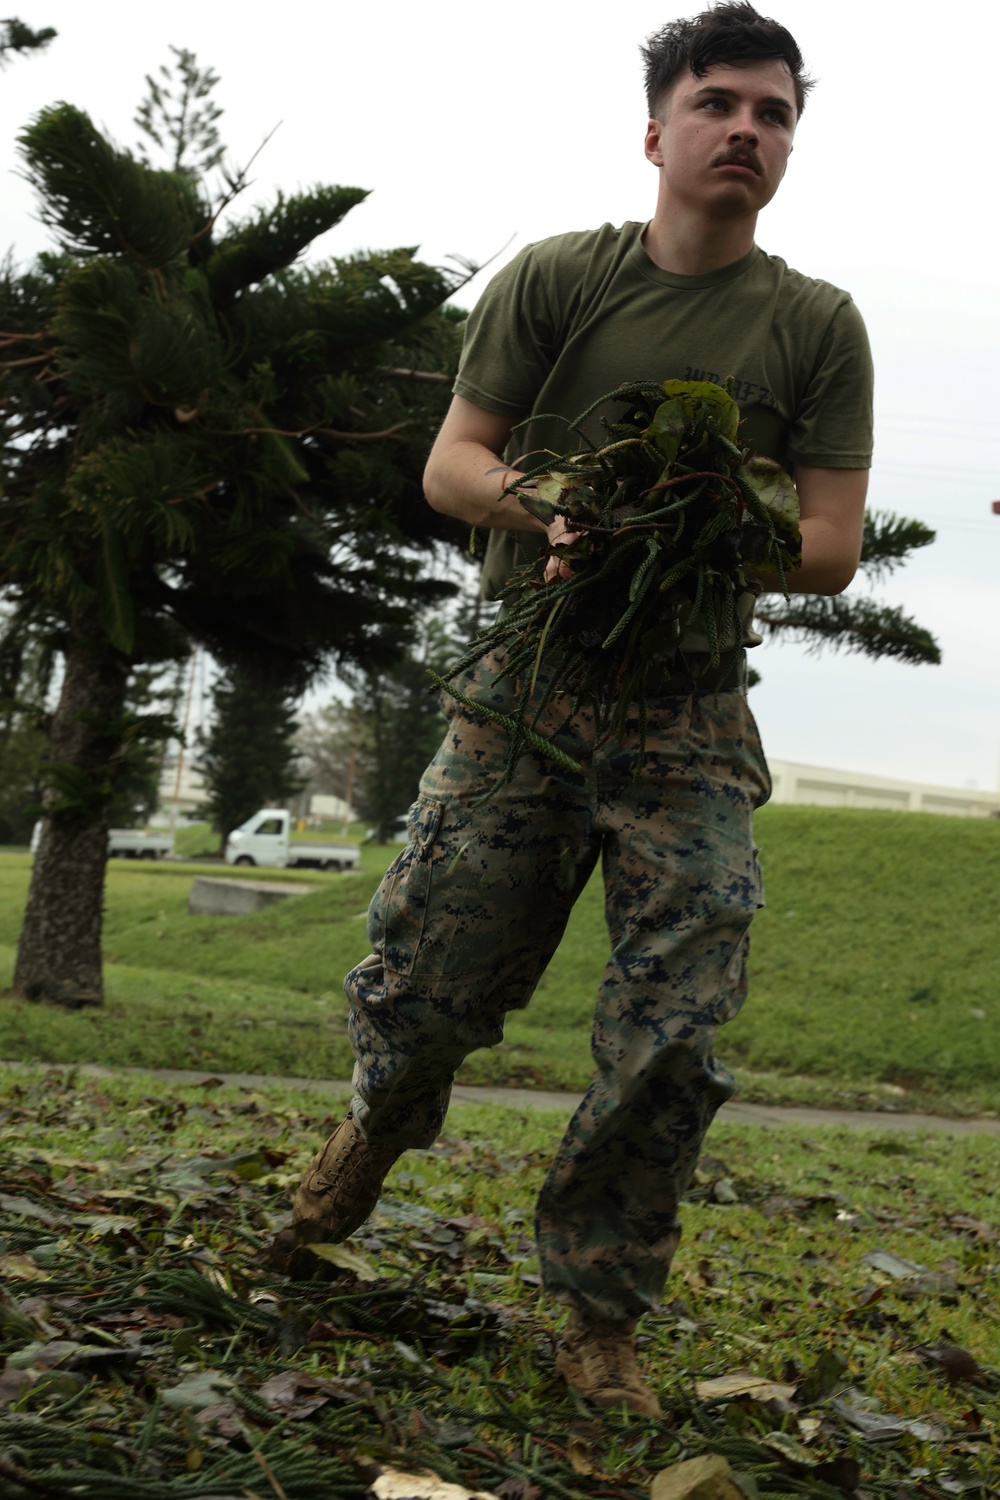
[302, 582, 485, 843]
[0, 606, 54, 845]
[342, 621, 458, 844]
[197, 665, 304, 847]
[754, 511, 941, 665]
[0, 54, 466, 1005]
[134, 47, 224, 177]
[0, 17, 56, 66]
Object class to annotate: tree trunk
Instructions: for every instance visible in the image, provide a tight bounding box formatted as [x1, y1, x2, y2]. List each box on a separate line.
[12, 630, 129, 1007]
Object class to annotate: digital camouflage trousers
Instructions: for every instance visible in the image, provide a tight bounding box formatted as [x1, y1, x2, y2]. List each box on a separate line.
[344, 655, 771, 1323]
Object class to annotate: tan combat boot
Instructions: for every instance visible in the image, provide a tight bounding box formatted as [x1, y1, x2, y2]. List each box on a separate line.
[555, 1308, 663, 1418]
[270, 1112, 400, 1272]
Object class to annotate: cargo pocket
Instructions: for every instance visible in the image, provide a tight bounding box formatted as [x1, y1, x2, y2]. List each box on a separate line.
[372, 796, 444, 977]
[752, 843, 765, 909]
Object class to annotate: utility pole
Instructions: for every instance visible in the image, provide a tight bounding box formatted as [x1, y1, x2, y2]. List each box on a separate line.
[168, 646, 199, 837]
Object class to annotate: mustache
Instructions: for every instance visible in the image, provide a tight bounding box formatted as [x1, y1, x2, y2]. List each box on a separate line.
[711, 147, 762, 175]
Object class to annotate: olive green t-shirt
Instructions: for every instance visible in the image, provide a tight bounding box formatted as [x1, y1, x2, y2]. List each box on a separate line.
[453, 222, 874, 603]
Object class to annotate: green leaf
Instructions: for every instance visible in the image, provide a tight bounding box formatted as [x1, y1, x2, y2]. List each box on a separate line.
[661, 378, 741, 442]
[739, 456, 799, 533]
[643, 396, 688, 464]
[738, 457, 802, 571]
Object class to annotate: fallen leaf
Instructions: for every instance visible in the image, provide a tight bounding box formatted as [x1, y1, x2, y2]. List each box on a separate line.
[795, 1349, 850, 1403]
[256, 1369, 331, 1419]
[764, 1430, 816, 1467]
[8, 1339, 79, 1370]
[860, 1249, 927, 1279]
[257, 1369, 375, 1417]
[948, 1214, 998, 1241]
[567, 1433, 595, 1475]
[193, 1399, 244, 1440]
[712, 1178, 740, 1204]
[306, 1318, 342, 1341]
[0, 1194, 64, 1226]
[306, 1242, 379, 1280]
[916, 1345, 987, 1386]
[368, 1465, 500, 1500]
[898, 1271, 959, 1300]
[0, 1255, 49, 1282]
[23, 1368, 85, 1401]
[830, 1396, 947, 1443]
[695, 1370, 797, 1404]
[160, 1369, 234, 1411]
[650, 1453, 744, 1499]
[494, 1481, 541, 1500]
[0, 1365, 35, 1406]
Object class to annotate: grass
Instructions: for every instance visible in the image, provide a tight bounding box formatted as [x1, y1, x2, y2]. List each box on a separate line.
[1, 1066, 997, 1499]
[1, 806, 998, 1114]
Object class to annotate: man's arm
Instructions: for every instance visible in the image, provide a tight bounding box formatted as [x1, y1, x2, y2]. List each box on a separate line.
[426, 405, 868, 596]
[424, 395, 607, 576]
[424, 395, 543, 534]
[755, 465, 869, 596]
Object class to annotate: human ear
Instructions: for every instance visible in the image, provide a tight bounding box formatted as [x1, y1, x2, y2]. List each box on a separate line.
[644, 117, 665, 167]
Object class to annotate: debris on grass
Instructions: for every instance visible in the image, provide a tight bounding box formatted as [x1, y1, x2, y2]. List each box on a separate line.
[1, 1069, 998, 1499]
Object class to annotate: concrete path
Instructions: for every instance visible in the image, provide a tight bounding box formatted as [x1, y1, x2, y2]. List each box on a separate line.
[3, 1060, 998, 1136]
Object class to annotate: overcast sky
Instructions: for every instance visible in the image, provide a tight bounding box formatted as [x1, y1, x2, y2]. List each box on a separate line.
[3, 1, 998, 791]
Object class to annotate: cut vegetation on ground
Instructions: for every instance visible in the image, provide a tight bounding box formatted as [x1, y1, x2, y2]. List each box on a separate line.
[1, 1069, 997, 1499]
[2, 807, 998, 1116]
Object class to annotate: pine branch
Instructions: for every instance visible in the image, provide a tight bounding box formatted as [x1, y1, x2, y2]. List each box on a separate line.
[0, 17, 56, 67]
[858, 509, 936, 582]
[205, 186, 370, 307]
[18, 105, 201, 269]
[755, 593, 942, 665]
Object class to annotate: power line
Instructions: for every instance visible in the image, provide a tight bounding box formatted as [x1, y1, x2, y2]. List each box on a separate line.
[874, 464, 1000, 486]
[879, 512, 999, 535]
[877, 412, 998, 434]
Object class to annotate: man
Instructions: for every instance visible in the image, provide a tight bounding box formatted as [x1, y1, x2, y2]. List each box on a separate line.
[273, 3, 873, 1418]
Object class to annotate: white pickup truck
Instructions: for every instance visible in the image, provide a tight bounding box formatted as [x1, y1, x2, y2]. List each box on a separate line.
[108, 828, 174, 859]
[225, 808, 360, 872]
[30, 823, 174, 860]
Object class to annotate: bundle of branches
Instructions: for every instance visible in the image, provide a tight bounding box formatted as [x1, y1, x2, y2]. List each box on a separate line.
[435, 379, 801, 783]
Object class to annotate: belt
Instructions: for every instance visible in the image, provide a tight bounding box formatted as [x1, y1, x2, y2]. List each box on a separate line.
[643, 648, 747, 695]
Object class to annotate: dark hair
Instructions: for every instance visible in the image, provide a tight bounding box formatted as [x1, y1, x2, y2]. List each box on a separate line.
[642, 3, 813, 118]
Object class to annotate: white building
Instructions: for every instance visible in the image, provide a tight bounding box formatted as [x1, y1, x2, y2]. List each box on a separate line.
[767, 759, 1000, 818]
[308, 794, 356, 822]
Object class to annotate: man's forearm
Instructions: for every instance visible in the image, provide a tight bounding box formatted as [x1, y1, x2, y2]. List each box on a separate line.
[753, 466, 868, 597]
[753, 514, 861, 597]
[424, 442, 546, 534]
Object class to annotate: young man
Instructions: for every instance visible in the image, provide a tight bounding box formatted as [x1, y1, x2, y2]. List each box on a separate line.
[273, 3, 873, 1417]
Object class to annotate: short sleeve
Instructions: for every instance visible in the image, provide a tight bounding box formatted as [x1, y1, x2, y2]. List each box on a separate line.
[787, 297, 874, 469]
[453, 244, 562, 419]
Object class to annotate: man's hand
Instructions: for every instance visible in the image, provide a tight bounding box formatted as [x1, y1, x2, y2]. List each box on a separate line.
[424, 396, 545, 533]
[543, 519, 583, 582]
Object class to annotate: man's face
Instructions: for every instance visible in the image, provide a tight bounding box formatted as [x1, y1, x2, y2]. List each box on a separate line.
[645, 58, 798, 220]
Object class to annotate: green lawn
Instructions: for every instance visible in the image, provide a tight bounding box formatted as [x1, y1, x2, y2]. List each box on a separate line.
[1, 805, 998, 1113]
[1, 1066, 998, 1499]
